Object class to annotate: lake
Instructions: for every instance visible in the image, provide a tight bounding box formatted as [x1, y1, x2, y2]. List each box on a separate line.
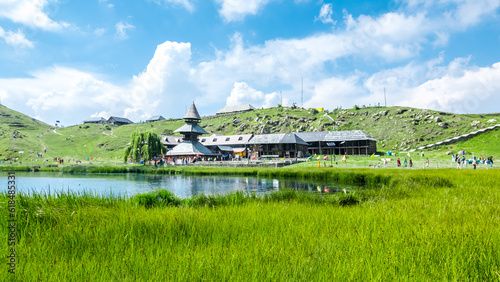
[1, 172, 349, 198]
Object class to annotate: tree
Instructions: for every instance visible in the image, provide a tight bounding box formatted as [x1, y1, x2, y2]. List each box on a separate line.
[123, 131, 166, 164]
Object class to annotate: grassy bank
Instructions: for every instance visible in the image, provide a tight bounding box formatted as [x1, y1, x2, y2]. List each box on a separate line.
[1, 169, 499, 280]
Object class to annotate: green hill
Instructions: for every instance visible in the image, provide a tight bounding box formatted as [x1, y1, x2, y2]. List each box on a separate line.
[0, 104, 498, 164]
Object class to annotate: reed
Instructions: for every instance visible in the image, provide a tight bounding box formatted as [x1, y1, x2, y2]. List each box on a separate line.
[1, 169, 499, 280]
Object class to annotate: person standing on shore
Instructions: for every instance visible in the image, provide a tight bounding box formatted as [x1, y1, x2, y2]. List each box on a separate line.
[409, 158, 413, 168]
[426, 158, 429, 168]
[473, 157, 477, 170]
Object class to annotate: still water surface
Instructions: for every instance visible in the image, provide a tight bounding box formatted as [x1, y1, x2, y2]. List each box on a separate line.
[2, 172, 350, 198]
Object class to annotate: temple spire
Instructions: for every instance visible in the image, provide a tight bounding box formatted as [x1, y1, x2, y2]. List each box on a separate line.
[183, 102, 201, 121]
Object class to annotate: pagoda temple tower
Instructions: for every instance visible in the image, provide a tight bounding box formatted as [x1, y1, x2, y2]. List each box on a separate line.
[166, 103, 215, 157]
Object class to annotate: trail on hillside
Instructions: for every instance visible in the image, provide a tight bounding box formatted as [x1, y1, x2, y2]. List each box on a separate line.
[102, 128, 116, 137]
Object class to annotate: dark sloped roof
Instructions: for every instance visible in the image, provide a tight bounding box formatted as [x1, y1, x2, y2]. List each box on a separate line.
[174, 123, 208, 135]
[162, 135, 183, 145]
[295, 131, 329, 142]
[296, 130, 376, 142]
[166, 141, 216, 156]
[184, 103, 201, 120]
[200, 134, 253, 146]
[216, 104, 256, 115]
[324, 130, 376, 142]
[217, 145, 234, 152]
[83, 117, 106, 123]
[108, 116, 133, 124]
[147, 115, 165, 121]
[248, 133, 308, 146]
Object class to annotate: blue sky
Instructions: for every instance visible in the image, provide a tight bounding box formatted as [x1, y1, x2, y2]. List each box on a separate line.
[0, 0, 499, 126]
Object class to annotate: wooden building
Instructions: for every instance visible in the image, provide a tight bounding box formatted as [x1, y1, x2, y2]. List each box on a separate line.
[146, 115, 166, 122]
[83, 117, 106, 125]
[216, 104, 256, 115]
[296, 130, 377, 155]
[166, 103, 215, 157]
[107, 116, 133, 126]
[247, 133, 308, 158]
[200, 134, 253, 157]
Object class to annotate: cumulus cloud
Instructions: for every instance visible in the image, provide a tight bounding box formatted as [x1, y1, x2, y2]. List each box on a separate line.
[0, 41, 197, 125]
[217, 0, 271, 22]
[305, 75, 364, 109]
[0, 0, 68, 30]
[125, 41, 193, 120]
[304, 57, 500, 114]
[316, 3, 336, 25]
[115, 22, 135, 40]
[226, 82, 284, 108]
[0, 26, 34, 48]
[397, 62, 500, 114]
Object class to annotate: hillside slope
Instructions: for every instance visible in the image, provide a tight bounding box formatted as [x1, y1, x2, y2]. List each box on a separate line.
[0, 104, 498, 162]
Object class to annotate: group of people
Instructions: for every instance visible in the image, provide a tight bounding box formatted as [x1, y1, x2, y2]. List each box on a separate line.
[453, 154, 494, 170]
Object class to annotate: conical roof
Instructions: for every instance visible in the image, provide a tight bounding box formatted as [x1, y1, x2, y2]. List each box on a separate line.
[183, 102, 201, 120]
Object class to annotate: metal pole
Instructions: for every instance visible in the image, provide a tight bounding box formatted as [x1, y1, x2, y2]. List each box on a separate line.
[384, 87, 387, 107]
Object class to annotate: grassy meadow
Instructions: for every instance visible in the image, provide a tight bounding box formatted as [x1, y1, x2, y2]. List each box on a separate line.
[1, 168, 499, 280]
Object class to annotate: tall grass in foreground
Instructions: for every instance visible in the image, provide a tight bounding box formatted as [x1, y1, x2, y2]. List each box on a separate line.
[1, 170, 499, 280]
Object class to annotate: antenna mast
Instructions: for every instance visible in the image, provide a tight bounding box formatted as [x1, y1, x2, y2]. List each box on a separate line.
[301, 77, 303, 107]
[384, 87, 387, 107]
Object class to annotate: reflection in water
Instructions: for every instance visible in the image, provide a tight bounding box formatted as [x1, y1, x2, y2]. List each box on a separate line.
[0, 172, 353, 199]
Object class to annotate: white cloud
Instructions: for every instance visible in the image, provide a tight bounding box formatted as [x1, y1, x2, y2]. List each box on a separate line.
[0, 26, 34, 48]
[217, 0, 271, 22]
[115, 22, 135, 40]
[2, 41, 198, 125]
[152, 0, 194, 12]
[93, 27, 106, 36]
[0, 0, 67, 30]
[125, 41, 193, 120]
[402, 0, 500, 30]
[226, 82, 283, 108]
[305, 76, 364, 109]
[316, 3, 336, 25]
[396, 61, 500, 114]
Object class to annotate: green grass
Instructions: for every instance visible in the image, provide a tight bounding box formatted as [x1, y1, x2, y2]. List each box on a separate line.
[1, 169, 499, 280]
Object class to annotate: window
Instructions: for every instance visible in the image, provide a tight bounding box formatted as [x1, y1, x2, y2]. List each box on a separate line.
[225, 137, 230, 141]
[165, 138, 169, 142]
[201, 139, 206, 142]
[213, 138, 217, 142]
[238, 136, 243, 141]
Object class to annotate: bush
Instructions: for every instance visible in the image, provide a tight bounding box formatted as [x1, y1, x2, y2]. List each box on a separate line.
[133, 189, 182, 208]
[338, 192, 361, 206]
